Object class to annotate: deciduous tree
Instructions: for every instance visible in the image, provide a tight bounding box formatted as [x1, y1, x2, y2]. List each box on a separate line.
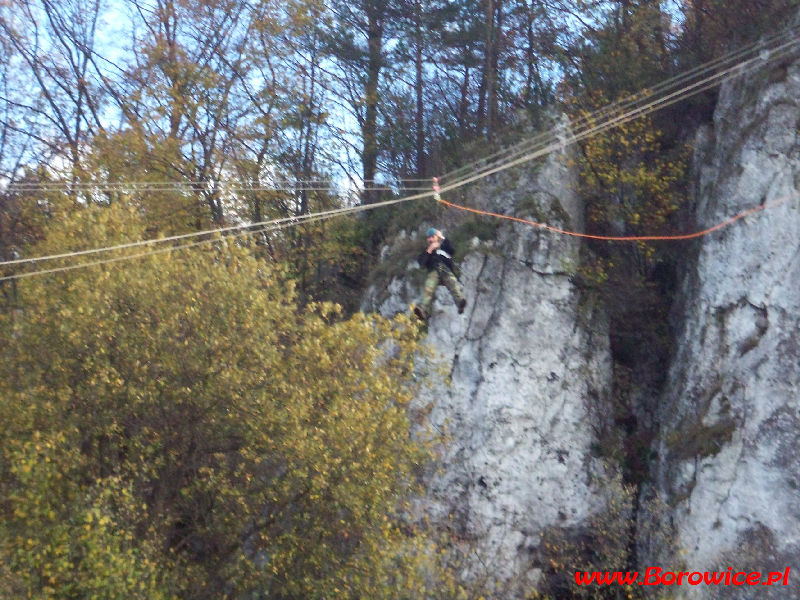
[0, 203, 451, 598]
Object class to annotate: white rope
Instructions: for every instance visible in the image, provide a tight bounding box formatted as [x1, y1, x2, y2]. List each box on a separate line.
[0, 192, 435, 269]
[439, 23, 800, 183]
[3, 31, 798, 281]
[0, 212, 340, 282]
[12, 26, 797, 196]
[5, 180, 433, 193]
[439, 32, 800, 192]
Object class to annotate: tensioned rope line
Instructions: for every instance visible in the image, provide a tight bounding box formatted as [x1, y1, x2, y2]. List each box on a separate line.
[434, 32, 800, 197]
[437, 194, 795, 242]
[5, 179, 793, 284]
[440, 35, 800, 186]
[438, 23, 800, 183]
[11, 24, 798, 195]
[0, 58, 787, 279]
[8, 178, 435, 187]
[0, 211, 342, 283]
[3, 42, 793, 275]
[3, 32, 798, 279]
[0, 191, 435, 268]
[10, 27, 798, 199]
[438, 25, 800, 184]
[6, 181, 434, 193]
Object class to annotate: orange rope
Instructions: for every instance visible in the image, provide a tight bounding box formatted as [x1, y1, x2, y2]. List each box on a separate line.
[437, 195, 791, 242]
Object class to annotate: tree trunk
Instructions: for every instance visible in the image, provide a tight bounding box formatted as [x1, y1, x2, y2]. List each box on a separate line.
[523, 0, 542, 106]
[487, 0, 503, 137]
[362, 6, 384, 204]
[480, 0, 502, 138]
[414, 0, 425, 179]
[476, 0, 491, 135]
[459, 65, 471, 135]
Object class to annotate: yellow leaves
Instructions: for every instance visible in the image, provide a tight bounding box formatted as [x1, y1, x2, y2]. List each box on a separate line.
[575, 96, 688, 273]
[0, 202, 448, 599]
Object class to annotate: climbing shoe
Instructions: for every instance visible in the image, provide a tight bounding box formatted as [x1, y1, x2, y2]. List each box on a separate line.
[457, 298, 467, 314]
[413, 306, 428, 322]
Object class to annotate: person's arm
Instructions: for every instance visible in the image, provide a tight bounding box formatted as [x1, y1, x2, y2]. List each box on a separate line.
[418, 250, 432, 268]
[440, 238, 455, 256]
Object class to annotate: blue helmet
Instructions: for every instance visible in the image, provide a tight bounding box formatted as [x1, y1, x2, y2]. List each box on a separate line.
[426, 227, 438, 237]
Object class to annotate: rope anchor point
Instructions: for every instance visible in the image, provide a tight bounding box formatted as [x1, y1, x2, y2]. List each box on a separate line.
[432, 177, 441, 202]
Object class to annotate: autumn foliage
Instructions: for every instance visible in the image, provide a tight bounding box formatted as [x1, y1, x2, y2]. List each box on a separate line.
[0, 205, 453, 598]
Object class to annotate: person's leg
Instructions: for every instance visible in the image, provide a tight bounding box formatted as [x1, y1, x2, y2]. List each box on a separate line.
[416, 269, 440, 319]
[440, 265, 466, 313]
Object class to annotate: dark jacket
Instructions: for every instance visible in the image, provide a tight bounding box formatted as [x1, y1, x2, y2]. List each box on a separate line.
[418, 237, 456, 273]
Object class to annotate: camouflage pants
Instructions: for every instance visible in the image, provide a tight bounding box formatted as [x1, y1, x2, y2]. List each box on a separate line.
[421, 264, 464, 313]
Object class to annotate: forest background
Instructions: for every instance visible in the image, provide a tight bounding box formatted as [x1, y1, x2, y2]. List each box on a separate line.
[0, 0, 796, 598]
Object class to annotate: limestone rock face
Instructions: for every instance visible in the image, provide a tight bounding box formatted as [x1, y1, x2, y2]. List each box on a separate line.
[419, 240, 614, 593]
[363, 142, 618, 595]
[640, 58, 800, 598]
[364, 57, 800, 597]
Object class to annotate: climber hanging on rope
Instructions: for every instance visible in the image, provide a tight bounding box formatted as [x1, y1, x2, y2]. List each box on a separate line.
[413, 227, 467, 322]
